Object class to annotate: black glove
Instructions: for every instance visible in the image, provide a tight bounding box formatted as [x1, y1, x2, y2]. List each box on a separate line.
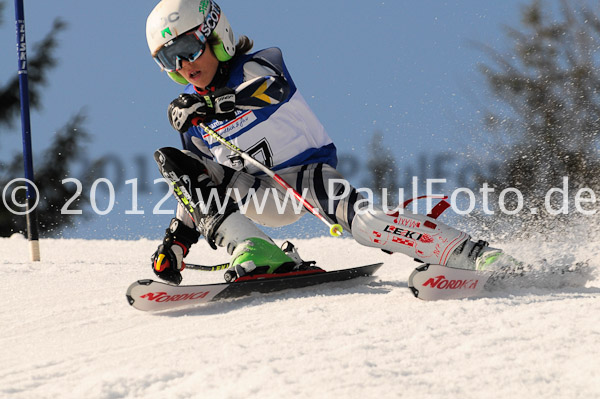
[167, 87, 236, 133]
[151, 218, 200, 285]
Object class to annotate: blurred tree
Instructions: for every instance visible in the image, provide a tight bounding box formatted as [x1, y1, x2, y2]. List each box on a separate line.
[363, 131, 399, 209]
[475, 0, 600, 230]
[0, 2, 94, 237]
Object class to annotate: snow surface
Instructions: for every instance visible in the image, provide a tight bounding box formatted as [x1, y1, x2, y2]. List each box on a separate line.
[1, 234, 599, 399]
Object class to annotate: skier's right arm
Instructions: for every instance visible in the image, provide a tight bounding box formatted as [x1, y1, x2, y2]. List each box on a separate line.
[233, 47, 291, 109]
[167, 48, 291, 134]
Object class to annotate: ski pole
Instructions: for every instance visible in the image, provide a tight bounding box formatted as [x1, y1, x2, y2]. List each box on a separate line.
[185, 262, 230, 271]
[197, 122, 343, 237]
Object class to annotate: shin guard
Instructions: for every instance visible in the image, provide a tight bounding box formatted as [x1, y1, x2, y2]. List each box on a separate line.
[351, 208, 469, 266]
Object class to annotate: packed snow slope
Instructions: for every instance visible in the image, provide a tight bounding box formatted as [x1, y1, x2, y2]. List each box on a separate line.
[1, 234, 599, 399]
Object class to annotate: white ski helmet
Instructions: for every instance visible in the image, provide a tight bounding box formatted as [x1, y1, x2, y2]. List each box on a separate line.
[146, 0, 235, 84]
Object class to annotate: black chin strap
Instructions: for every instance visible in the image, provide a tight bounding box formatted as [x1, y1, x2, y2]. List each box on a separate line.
[195, 62, 231, 94]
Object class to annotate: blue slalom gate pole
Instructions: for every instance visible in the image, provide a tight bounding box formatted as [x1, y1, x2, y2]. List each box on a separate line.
[15, 0, 40, 261]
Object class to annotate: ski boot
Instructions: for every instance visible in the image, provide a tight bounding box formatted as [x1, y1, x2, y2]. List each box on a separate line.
[223, 239, 324, 282]
[446, 239, 522, 272]
[224, 238, 298, 282]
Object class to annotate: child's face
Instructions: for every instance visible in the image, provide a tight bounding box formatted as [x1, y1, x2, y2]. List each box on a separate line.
[178, 44, 219, 88]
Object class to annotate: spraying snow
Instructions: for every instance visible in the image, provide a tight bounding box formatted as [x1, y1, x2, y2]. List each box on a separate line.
[1, 234, 598, 399]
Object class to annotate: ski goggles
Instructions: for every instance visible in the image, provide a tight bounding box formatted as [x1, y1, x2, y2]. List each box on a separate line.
[153, 27, 208, 72]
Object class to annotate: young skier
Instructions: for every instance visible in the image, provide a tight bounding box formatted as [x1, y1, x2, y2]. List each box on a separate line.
[146, 0, 503, 285]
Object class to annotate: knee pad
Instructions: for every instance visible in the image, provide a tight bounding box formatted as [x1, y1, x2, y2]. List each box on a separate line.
[154, 147, 236, 239]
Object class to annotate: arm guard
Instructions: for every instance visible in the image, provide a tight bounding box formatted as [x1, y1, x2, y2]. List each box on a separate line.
[234, 48, 291, 109]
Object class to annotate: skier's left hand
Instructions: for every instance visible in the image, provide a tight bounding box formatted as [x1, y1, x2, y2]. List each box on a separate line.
[167, 87, 236, 133]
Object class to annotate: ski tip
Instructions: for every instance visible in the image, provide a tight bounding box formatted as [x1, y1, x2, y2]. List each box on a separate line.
[125, 279, 156, 307]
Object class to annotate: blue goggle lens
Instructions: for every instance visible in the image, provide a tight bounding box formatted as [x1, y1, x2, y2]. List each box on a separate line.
[154, 33, 206, 72]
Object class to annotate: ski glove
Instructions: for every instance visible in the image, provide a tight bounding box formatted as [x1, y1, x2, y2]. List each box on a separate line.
[167, 87, 236, 133]
[151, 218, 200, 285]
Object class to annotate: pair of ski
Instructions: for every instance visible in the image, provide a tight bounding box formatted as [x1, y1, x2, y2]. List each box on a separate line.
[126, 261, 511, 312]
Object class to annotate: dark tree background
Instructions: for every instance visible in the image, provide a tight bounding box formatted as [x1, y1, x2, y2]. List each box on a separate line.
[474, 0, 600, 230]
[0, 2, 96, 237]
[363, 0, 600, 236]
[363, 131, 399, 209]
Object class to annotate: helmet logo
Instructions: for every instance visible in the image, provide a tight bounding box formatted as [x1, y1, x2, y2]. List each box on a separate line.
[158, 11, 180, 27]
[199, 0, 210, 14]
[157, 12, 179, 38]
[200, 1, 220, 38]
[161, 27, 173, 38]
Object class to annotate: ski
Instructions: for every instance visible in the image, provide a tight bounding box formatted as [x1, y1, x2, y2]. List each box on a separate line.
[127, 263, 383, 312]
[408, 260, 593, 301]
